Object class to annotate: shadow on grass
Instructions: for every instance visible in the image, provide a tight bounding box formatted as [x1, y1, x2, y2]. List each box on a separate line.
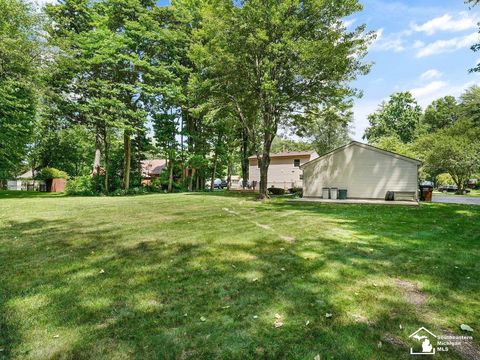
[0, 198, 478, 359]
[0, 190, 65, 199]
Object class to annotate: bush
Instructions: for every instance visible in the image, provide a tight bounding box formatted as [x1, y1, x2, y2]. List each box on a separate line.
[111, 187, 150, 196]
[268, 187, 285, 195]
[289, 187, 303, 197]
[37, 167, 69, 180]
[66, 176, 97, 196]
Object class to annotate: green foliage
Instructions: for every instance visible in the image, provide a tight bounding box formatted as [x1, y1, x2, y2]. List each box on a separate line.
[37, 167, 69, 180]
[190, 0, 374, 196]
[363, 92, 422, 143]
[65, 175, 98, 196]
[289, 187, 303, 198]
[297, 103, 353, 155]
[372, 136, 418, 159]
[423, 96, 460, 132]
[0, 0, 39, 179]
[460, 85, 480, 126]
[420, 120, 480, 193]
[111, 187, 150, 196]
[271, 138, 314, 153]
[268, 187, 285, 196]
[437, 173, 455, 186]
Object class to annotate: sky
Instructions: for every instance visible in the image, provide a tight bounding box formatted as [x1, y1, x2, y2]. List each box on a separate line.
[348, 0, 480, 140]
[35, 0, 480, 141]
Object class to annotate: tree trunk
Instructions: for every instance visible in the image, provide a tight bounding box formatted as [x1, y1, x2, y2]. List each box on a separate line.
[210, 147, 219, 192]
[241, 129, 249, 188]
[188, 168, 195, 192]
[258, 130, 275, 200]
[103, 127, 109, 195]
[92, 122, 102, 176]
[227, 161, 232, 190]
[167, 157, 174, 193]
[123, 131, 131, 189]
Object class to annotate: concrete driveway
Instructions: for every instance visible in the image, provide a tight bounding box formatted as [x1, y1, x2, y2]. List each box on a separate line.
[432, 194, 480, 205]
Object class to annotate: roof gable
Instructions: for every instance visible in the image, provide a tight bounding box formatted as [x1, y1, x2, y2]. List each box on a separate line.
[300, 141, 422, 169]
[248, 151, 316, 160]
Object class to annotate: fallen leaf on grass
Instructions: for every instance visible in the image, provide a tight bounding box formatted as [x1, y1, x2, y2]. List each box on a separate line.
[274, 313, 281, 319]
[274, 321, 284, 328]
[305, 320, 310, 326]
[99, 269, 105, 274]
[460, 324, 473, 332]
[314, 355, 321, 360]
[53, 335, 59, 338]
[253, 315, 258, 319]
[325, 313, 332, 318]
[200, 316, 206, 322]
[252, 278, 258, 282]
[221, 305, 230, 309]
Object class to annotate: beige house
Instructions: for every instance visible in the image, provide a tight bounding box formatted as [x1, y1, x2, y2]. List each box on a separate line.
[300, 141, 422, 200]
[249, 151, 318, 189]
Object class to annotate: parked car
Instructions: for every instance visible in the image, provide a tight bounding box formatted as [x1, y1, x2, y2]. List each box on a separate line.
[438, 185, 470, 193]
[438, 185, 458, 193]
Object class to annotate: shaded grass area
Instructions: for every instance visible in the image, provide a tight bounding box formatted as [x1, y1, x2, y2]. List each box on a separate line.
[0, 191, 65, 199]
[0, 192, 478, 359]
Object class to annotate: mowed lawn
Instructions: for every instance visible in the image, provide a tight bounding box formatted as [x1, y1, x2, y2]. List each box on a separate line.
[0, 192, 479, 360]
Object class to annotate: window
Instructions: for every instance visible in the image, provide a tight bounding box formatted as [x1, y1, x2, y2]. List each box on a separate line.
[294, 159, 300, 167]
[299, 174, 304, 180]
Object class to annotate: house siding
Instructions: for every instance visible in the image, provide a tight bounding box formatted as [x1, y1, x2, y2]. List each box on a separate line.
[249, 155, 313, 189]
[303, 144, 419, 199]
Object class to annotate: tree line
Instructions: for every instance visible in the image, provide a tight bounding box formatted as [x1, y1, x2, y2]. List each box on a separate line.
[0, 0, 373, 198]
[363, 89, 480, 194]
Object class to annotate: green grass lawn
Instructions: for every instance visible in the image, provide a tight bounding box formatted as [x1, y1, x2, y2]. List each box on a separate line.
[0, 192, 479, 359]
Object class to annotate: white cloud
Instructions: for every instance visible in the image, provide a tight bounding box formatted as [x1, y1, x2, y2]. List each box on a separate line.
[343, 18, 357, 28]
[371, 29, 410, 53]
[412, 40, 425, 49]
[412, 12, 478, 35]
[410, 80, 475, 107]
[411, 81, 448, 100]
[415, 32, 479, 58]
[420, 69, 442, 81]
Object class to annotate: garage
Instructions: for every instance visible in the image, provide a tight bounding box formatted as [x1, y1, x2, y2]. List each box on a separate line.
[300, 141, 422, 200]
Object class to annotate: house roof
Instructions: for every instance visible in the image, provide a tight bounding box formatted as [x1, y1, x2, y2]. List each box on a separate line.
[300, 141, 422, 169]
[248, 150, 316, 160]
[141, 159, 166, 177]
[17, 169, 34, 179]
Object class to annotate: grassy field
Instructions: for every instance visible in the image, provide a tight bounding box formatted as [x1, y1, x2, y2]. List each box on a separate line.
[0, 191, 479, 359]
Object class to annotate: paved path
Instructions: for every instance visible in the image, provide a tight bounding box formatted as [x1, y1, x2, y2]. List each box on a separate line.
[432, 195, 480, 205]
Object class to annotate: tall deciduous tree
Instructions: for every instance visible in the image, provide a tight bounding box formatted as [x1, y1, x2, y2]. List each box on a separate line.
[0, 0, 39, 179]
[192, 0, 373, 198]
[363, 92, 422, 144]
[460, 85, 480, 126]
[423, 96, 460, 132]
[420, 120, 480, 194]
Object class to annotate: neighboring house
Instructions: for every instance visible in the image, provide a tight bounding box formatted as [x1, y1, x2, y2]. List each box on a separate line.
[249, 151, 318, 189]
[6, 169, 45, 191]
[141, 159, 166, 185]
[300, 141, 422, 200]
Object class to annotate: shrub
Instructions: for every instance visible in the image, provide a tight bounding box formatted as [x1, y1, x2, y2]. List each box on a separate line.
[268, 187, 285, 195]
[111, 187, 150, 196]
[66, 176, 97, 196]
[289, 187, 303, 197]
[37, 167, 69, 180]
